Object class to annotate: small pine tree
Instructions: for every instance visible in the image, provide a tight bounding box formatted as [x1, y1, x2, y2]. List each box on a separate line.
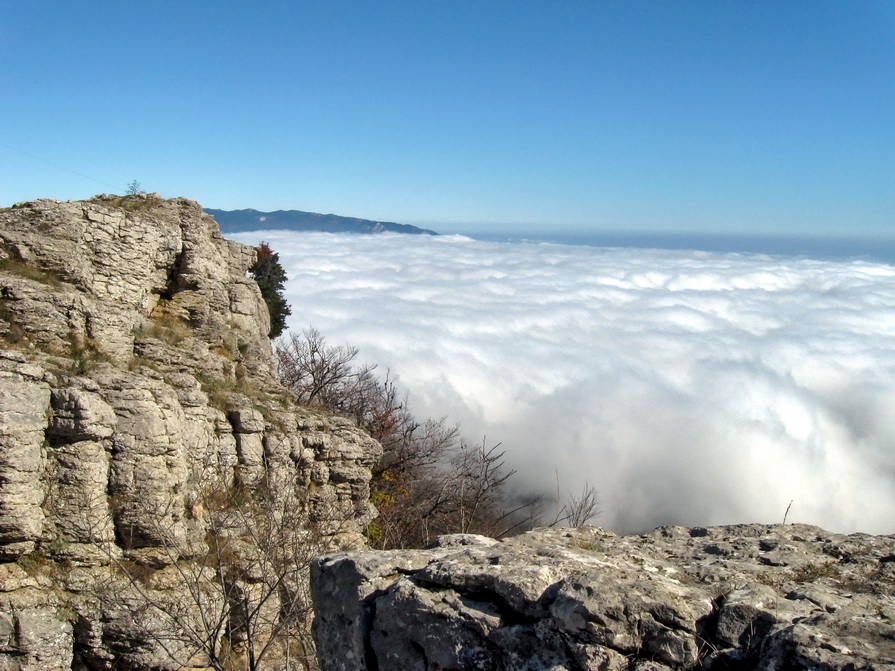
[249, 242, 292, 338]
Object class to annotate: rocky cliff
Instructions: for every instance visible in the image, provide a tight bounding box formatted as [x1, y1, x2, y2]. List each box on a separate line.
[311, 524, 895, 671]
[0, 194, 382, 670]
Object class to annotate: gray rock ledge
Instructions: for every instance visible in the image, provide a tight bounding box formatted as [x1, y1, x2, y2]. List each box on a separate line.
[311, 524, 895, 671]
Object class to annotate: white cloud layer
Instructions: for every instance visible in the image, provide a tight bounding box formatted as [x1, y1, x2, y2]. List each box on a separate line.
[234, 231, 895, 535]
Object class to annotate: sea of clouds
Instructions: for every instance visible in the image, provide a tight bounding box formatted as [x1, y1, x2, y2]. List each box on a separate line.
[233, 231, 895, 536]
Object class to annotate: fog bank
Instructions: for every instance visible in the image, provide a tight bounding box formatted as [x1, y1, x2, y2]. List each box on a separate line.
[234, 231, 895, 535]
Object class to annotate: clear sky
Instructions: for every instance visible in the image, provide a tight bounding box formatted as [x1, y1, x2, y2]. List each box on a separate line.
[2, 1, 893, 237]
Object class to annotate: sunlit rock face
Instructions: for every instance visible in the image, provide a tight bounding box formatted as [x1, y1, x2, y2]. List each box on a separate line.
[0, 195, 381, 670]
[312, 524, 895, 671]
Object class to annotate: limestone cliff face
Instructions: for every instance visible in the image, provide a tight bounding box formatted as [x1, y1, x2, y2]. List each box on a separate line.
[0, 194, 381, 670]
[312, 524, 895, 671]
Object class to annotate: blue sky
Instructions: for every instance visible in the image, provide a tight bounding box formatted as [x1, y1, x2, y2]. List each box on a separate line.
[2, 1, 893, 237]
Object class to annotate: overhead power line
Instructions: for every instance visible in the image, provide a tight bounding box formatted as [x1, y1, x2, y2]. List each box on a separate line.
[0, 140, 122, 191]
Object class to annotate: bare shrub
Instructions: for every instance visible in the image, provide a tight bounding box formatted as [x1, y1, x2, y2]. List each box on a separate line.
[82, 460, 342, 670]
[553, 481, 602, 527]
[276, 327, 365, 406]
[275, 327, 585, 549]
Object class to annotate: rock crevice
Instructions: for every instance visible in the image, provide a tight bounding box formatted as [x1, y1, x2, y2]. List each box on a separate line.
[0, 194, 382, 670]
[311, 524, 895, 671]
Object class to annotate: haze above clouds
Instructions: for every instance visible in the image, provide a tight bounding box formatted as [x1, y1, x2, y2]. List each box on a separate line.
[233, 231, 895, 535]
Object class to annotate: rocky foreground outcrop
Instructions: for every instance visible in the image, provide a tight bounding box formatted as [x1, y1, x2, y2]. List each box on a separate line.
[0, 194, 381, 669]
[311, 524, 895, 670]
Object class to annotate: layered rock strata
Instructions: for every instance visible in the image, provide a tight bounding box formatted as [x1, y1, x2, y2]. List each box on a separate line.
[311, 524, 895, 671]
[0, 194, 381, 669]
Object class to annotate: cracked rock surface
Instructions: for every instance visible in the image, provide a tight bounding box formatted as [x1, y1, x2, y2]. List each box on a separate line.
[311, 524, 895, 671]
[0, 195, 382, 669]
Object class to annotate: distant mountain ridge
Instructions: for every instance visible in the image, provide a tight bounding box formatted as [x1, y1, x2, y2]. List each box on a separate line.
[205, 208, 438, 236]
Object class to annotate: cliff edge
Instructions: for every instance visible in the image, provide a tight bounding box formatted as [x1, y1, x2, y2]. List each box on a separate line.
[0, 194, 381, 670]
[312, 524, 895, 670]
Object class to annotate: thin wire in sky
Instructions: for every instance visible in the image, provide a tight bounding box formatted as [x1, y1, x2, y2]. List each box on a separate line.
[0, 140, 122, 191]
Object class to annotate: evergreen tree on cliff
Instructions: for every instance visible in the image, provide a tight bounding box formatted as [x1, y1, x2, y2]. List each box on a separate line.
[249, 242, 291, 338]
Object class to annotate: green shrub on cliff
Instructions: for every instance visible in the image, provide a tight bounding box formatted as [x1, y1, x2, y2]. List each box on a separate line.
[249, 242, 291, 338]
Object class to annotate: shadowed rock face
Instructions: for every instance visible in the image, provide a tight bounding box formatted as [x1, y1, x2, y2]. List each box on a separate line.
[0, 195, 382, 670]
[311, 524, 895, 671]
